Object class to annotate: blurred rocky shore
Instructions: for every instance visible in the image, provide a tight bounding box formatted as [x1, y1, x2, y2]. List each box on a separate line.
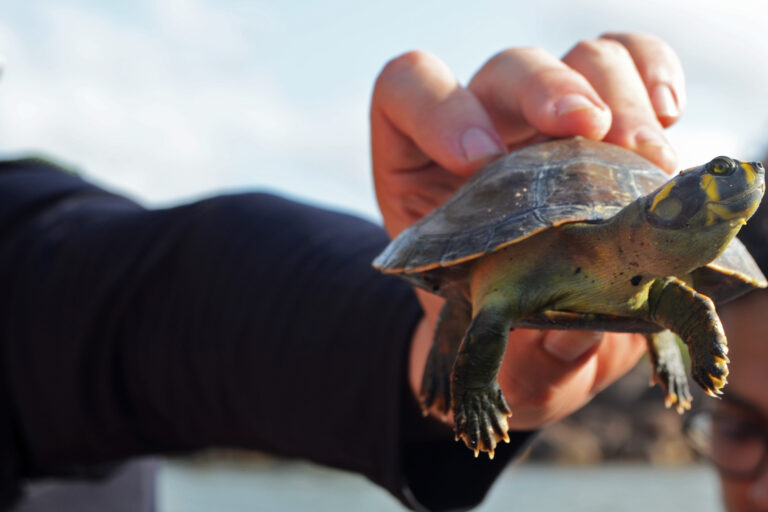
[182, 355, 705, 468]
[525, 355, 705, 465]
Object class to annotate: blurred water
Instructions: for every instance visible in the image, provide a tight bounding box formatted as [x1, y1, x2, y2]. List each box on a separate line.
[158, 458, 722, 512]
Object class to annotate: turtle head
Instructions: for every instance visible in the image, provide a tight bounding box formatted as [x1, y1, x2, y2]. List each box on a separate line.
[638, 156, 764, 273]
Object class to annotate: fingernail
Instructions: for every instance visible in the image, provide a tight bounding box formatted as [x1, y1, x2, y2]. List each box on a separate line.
[460, 127, 504, 161]
[634, 126, 677, 172]
[542, 330, 603, 363]
[554, 94, 603, 117]
[650, 84, 679, 119]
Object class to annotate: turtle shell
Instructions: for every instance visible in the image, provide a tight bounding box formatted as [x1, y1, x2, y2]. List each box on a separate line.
[374, 137, 766, 304]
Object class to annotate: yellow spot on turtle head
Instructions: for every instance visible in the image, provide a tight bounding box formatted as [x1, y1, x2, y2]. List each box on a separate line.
[740, 161, 758, 185]
[654, 196, 683, 220]
[700, 173, 720, 202]
[649, 181, 677, 213]
[706, 203, 747, 225]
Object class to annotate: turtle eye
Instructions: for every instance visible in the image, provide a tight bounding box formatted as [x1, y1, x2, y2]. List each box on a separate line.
[707, 157, 736, 176]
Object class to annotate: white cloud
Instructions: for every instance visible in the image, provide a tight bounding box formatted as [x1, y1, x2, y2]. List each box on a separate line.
[0, 0, 376, 216]
[1, 0, 767, 221]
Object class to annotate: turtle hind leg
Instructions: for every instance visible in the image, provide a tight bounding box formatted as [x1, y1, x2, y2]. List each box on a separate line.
[645, 330, 693, 413]
[420, 298, 472, 417]
[451, 300, 513, 459]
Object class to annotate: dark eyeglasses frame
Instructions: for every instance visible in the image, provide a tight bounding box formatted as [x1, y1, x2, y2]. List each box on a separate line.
[683, 395, 768, 481]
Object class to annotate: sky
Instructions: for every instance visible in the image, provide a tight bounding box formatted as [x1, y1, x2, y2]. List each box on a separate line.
[1, 0, 768, 221]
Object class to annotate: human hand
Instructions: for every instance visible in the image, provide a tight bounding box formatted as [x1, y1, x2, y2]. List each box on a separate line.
[371, 33, 686, 430]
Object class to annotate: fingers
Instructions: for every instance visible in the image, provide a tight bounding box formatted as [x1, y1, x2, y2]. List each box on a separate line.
[373, 33, 686, 184]
[499, 329, 646, 429]
[371, 50, 505, 180]
[371, 35, 687, 239]
[563, 36, 681, 172]
[468, 47, 612, 148]
[591, 332, 649, 394]
[466, 35, 685, 173]
[371, 51, 509, 237]
[542, 330, 604, 362]
[601, 33, 686, 127]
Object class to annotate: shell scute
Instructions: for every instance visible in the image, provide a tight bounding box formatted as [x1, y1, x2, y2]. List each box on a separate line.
[375, 137, 667, 273]
[373, 137, 766, 300]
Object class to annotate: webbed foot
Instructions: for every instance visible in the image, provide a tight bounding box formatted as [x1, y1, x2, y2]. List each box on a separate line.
[450, 296, 513, 458]
[646, 331, 693, 413]
[647, 277, 730, 399]
[453, 385, 512, 459]
[657, 371, 694, 413]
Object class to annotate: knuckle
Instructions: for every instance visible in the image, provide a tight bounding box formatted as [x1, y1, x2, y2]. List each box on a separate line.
[520, 65, 579, 92]
[496, 46, 550, 62]
[570, 38, 632, 63]
[376, 50, 439, 87]
[602, 31, 670, 53]
[372, 50, 447, 110]
[483, 46, 550, 72]
[471, 46, 556, 92]
[600, 33, 683, 82]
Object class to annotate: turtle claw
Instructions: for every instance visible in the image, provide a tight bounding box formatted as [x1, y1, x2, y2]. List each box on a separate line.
[655, 370, 693, 414]
[453, 385, 511, 458]
[680, 316, 730, 399]
[691, 353, 729, 398]
[664, 392, 693, 414]
[646, 332, 693, 414]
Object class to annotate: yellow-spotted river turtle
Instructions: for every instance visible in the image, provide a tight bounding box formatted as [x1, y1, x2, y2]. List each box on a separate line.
[374, 137, 766, 458]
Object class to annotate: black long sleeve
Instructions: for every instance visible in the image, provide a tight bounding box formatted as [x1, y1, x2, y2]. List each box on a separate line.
[0, 158, 533, 511]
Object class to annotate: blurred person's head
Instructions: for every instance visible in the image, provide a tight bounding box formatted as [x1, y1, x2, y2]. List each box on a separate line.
[717, 290, 768, 510]
[709, 169, 768, 511]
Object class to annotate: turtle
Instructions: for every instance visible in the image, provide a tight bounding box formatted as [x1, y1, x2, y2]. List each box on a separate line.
[373, 136, 766, 459]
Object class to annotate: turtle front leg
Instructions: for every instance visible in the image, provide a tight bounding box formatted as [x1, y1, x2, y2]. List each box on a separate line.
[647, 277, 729, 397]
[645, 330, 693, 413]
[451, 300, 513, 459]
